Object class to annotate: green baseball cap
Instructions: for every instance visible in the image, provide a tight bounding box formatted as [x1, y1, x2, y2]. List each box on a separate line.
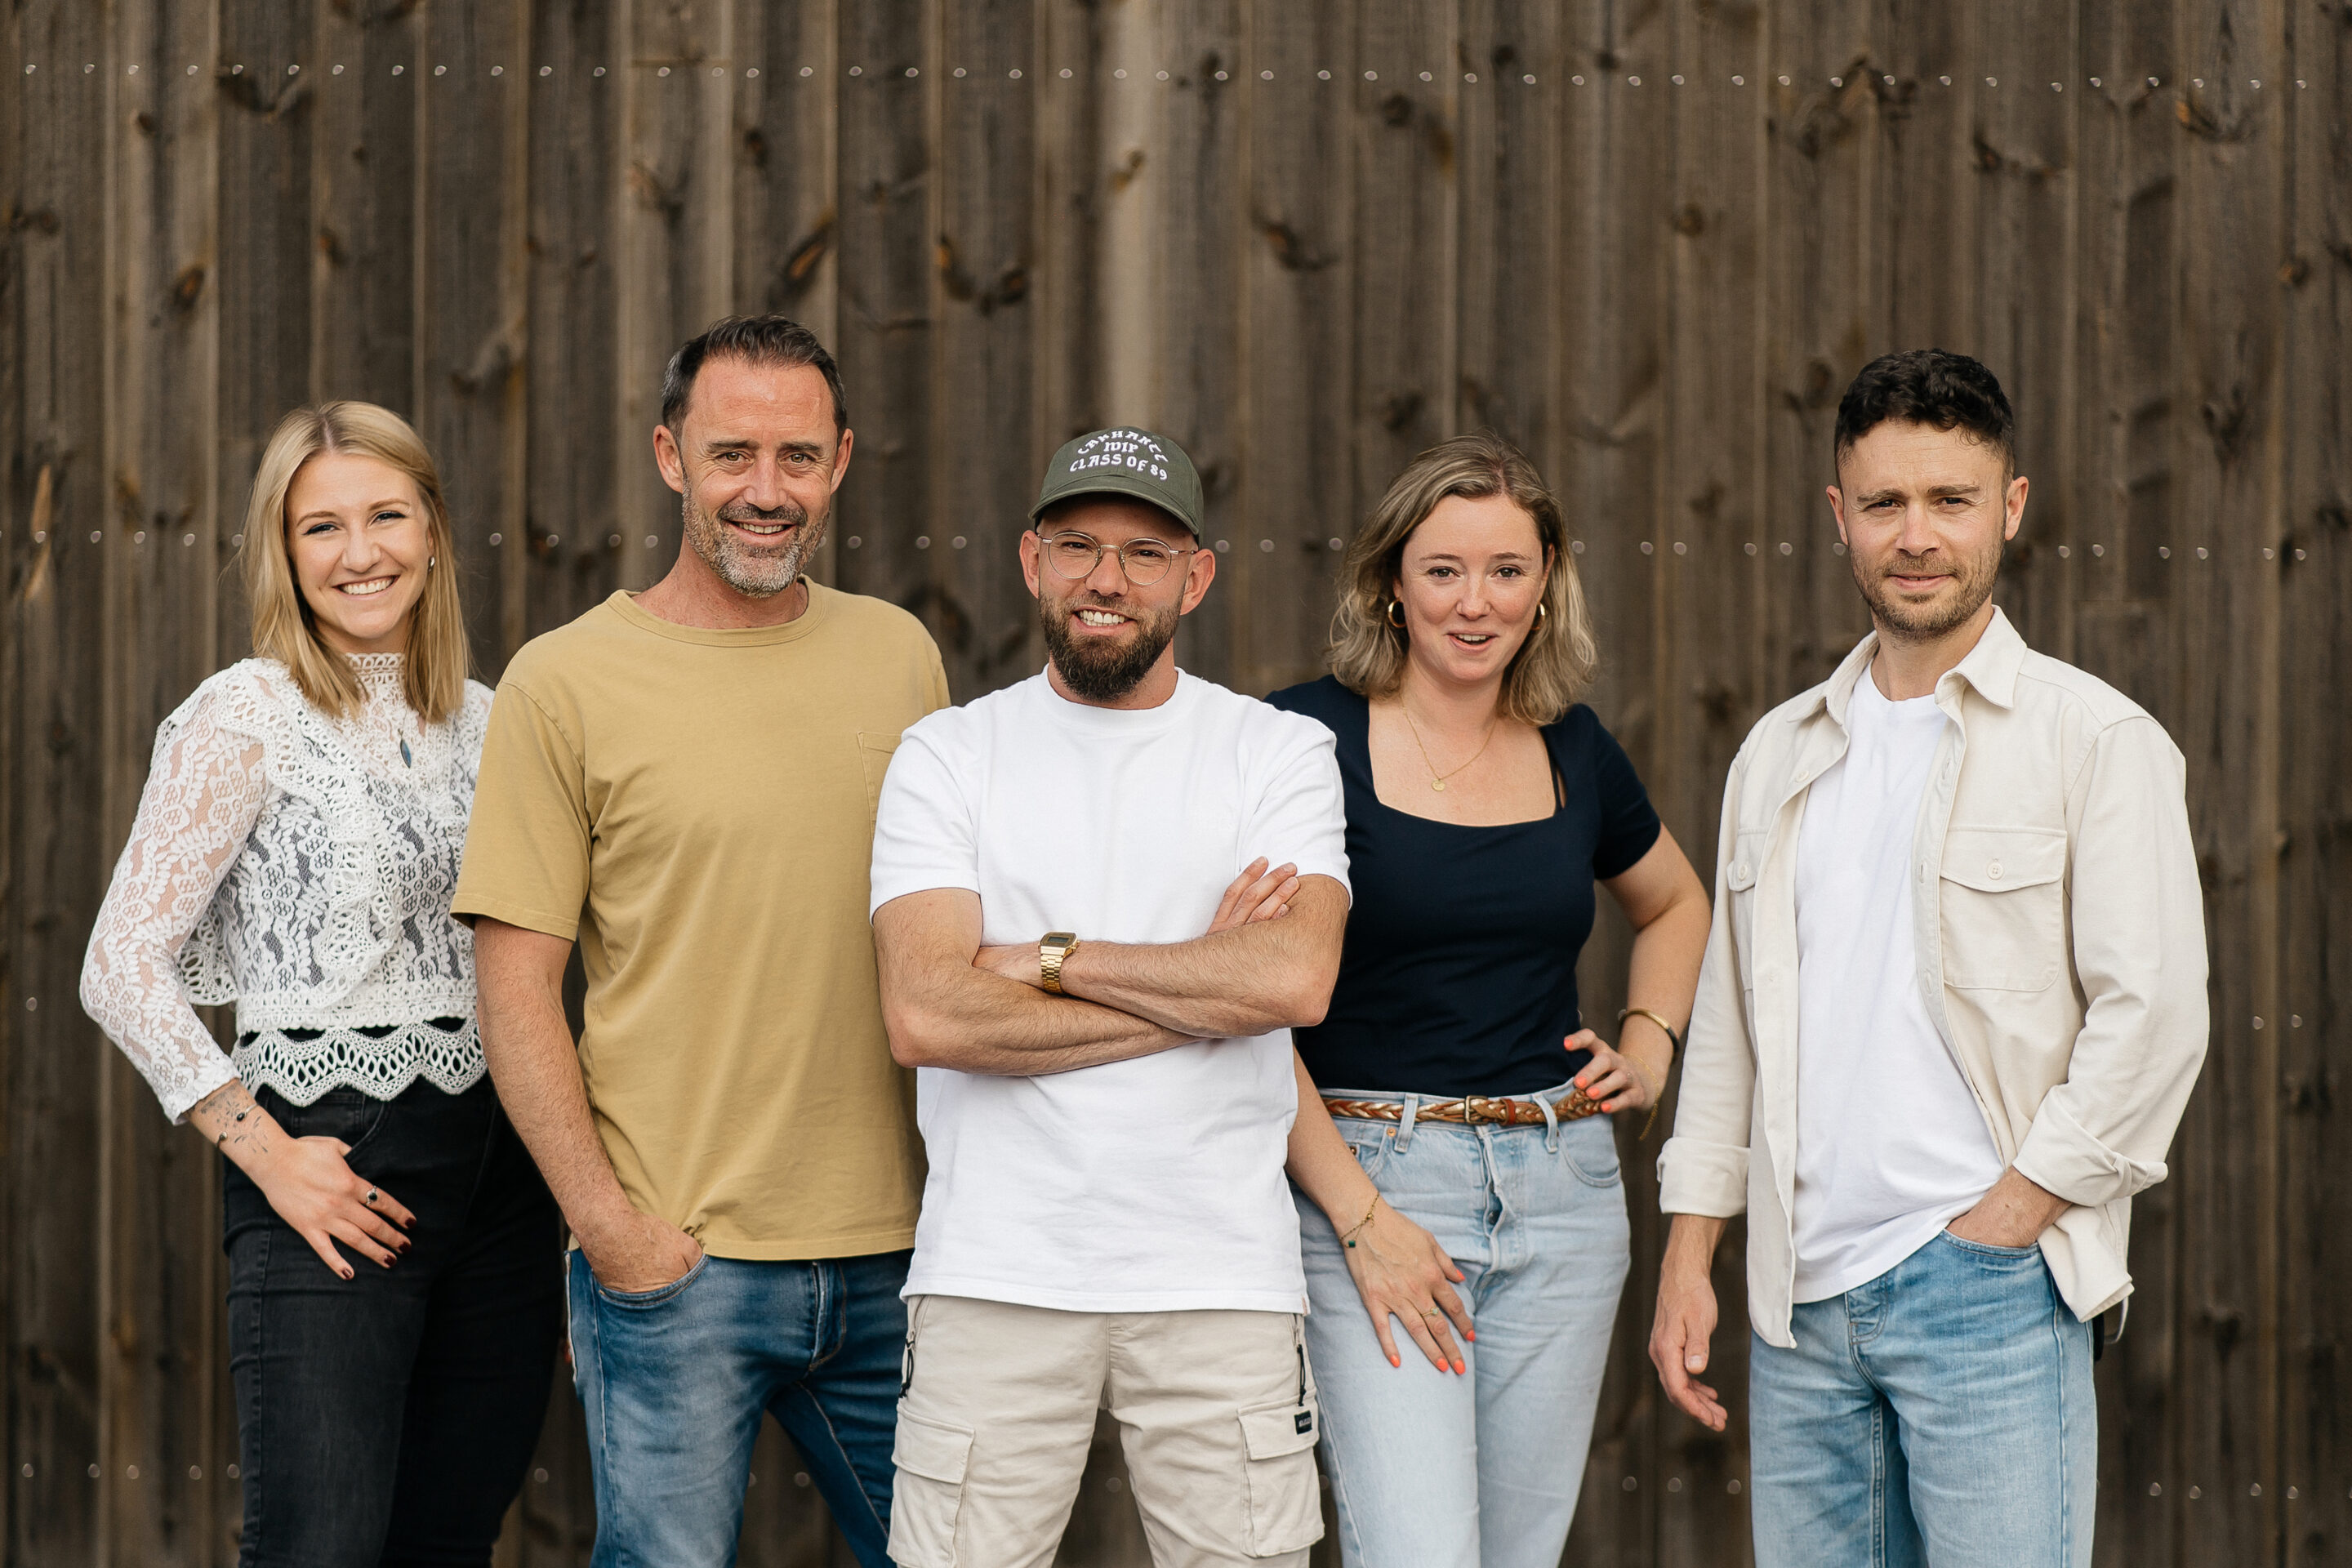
[1028, 427, 1205, 538]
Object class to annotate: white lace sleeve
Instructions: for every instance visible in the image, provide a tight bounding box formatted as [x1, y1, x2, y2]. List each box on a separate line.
[79, 687, 268, 1122]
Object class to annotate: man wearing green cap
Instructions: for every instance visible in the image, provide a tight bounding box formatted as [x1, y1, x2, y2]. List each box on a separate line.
[868, 427, 1349, 1565]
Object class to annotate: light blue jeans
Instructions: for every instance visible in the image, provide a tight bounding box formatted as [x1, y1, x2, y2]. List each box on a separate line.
[1294, 1084, 1630, 1568]
[1749, 1230, 2096, 1568]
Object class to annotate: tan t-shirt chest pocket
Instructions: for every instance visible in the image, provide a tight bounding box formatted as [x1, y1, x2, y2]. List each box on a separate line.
[857, 732, 903, 826]
[1938, 826, 2068, 991]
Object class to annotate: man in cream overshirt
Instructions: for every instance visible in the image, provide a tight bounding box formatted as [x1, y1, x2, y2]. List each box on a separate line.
[1650, 349, 2207, 1568]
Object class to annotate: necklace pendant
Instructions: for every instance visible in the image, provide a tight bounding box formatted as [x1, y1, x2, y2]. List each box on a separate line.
[1431, 779, 1446, 792]
[399, 737, 412, 768]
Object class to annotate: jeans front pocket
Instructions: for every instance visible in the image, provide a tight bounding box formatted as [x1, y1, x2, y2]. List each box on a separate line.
[888, 1410, 973, 1568]
[1559, 1113, 1623, 1187]
[272, 1088, 391, 1163]
[590, 1250, 709, 1308]
[1237, 1394, 1324, 1556]
[1337, 1122, 1392, 1181]
[1935, 1229, 2043, 1263]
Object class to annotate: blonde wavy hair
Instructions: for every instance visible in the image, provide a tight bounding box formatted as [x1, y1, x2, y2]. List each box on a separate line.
[242, 403, 470, 724]
[1329, 430, 1599, 725]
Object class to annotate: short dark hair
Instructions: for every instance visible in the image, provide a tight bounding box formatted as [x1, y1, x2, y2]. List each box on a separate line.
[660, 315, 849, 436]
[1833, 349, 2015, 475]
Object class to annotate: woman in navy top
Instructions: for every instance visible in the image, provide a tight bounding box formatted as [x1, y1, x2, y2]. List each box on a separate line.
[1272, 432, 1710, 1568]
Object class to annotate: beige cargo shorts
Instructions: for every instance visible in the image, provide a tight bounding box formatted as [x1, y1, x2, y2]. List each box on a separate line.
[887, 1294, 1324, 1568]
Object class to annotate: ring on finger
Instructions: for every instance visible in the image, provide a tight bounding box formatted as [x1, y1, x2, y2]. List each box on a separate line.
[365, 1188, 379, 1205]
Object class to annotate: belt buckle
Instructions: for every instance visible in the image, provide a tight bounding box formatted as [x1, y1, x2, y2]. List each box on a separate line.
[1461, 1096, 1499, 1124]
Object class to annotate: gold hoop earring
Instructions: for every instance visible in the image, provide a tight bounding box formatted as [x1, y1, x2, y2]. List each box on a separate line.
[1535, 600, 1547, 621]
[428, 555, 437, 570]
[1386, 599, 1405, 629]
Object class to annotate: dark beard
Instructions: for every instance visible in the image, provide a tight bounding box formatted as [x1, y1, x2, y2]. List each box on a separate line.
[1853, 540, 2002, 644]
[1040, 594, 1180, 701]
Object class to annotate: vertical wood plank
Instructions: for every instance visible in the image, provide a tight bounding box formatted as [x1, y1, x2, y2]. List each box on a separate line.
[310, 1, 421, 412]
[1556, 10, 1679, 1559]
[612, 0, 737, 597]
[2074, 7, 2189, 1564]
[2275, 11, 2350, 1565]
[413, 2, 532, 674]
[521, 0, 626, 667]
[1974, 5, 2082, 672]
[1235, 0, 1354, 697]
[1454, 0, 1564, 462]
[733, 0, 840, 591]
[831, 0, 934, 624]
[2169, 2, 2289, 1563]
[1348, 0, 1458, 598]
[1650, 11, 1767, 1563]
[5, 2, 115, 1562]
[1138, 0, 1245, 692]
[216, 0, 317, 669]
[926, 0, 1042, 701]
[1031, 0, 1103, 476]
[102, 0, 228, 1561]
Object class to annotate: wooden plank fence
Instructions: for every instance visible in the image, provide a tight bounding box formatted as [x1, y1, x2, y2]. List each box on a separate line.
[3, 2, 2345, 1563]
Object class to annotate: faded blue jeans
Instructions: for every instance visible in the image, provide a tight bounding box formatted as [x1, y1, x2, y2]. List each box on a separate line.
[568, 1249, 909, 1568]
[1294, 1084, 1630, 1568]
[1749, 1230, 2096, 1568]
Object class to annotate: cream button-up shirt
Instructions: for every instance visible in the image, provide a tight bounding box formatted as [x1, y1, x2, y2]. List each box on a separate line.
[1659, 608, 2208, 1346]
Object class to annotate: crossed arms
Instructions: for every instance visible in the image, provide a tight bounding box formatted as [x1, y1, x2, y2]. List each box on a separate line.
[872, 862, 1348, 1074]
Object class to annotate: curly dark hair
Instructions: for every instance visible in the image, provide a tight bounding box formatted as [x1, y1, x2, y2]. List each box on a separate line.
[1833, 348, 2015, 475]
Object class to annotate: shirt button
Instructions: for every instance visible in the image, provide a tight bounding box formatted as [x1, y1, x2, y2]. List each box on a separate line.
[1733, 862, 1750, 880]
[1987, 861, 2003, 880]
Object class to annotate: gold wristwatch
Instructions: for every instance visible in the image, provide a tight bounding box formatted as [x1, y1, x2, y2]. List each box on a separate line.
[1039, 933, 1081, 995]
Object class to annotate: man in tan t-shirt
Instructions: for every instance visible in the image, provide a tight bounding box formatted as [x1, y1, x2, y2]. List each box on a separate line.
[454, 315, 947, 1568]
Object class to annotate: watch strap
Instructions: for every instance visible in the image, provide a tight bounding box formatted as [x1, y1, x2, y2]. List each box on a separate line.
[1040, 933, 1080, 995]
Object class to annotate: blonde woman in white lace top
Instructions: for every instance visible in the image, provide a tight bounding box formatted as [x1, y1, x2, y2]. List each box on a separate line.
[80, 403, 561, 1566]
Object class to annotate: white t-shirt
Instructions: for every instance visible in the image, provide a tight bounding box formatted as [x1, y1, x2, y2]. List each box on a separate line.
[869, 669, 1351, 1315]
[1790, 669, 2006, 1303]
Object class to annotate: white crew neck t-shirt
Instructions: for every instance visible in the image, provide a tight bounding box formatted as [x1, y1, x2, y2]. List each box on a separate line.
[1790, 668, 2005, 1303]
[869, 668, 1350, 1316]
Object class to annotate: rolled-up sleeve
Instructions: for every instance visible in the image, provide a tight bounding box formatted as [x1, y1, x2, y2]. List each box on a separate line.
[2011, 715, 2207, 1206]
[1659, 747, 1757, 1218]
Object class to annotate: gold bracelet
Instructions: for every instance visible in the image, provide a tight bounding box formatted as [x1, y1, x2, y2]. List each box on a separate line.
[1614, 1009, 1678, 1140]
[1340, 1194, 1380, 1250]
[1616, 1006, 1684, 1054]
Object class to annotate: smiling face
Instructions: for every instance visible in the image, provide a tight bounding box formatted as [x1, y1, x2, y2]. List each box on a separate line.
[1020, 497, 1213, 706]
[1391, 492, 1551, 695]
[284, 452, 434, 657]
[1829, 420, 2027, 645]
[654, 355, 851, 599]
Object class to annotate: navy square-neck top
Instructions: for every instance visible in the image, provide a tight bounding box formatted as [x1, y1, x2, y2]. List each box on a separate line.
[1263, 675, 1662, 1098]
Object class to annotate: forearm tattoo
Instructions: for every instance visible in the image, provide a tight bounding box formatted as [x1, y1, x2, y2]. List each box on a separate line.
[193, 1080, 274, 1161]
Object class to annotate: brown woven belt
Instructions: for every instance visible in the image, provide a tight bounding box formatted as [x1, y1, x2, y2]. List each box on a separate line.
[1321, 1089, 1605, 1128]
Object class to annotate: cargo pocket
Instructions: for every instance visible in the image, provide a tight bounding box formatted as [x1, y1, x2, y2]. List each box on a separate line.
[888, 1411, 973, 1568]
[1237, 1396, 1324, 1557]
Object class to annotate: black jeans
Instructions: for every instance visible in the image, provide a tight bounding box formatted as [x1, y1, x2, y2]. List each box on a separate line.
[225, 1077, 565, 1566]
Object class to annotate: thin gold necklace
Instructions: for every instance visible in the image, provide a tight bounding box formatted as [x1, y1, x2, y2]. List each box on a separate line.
[1399, 702, 1499, 792]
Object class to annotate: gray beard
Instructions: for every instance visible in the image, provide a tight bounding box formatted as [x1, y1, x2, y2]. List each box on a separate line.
[1040, 595, 1179, 701]
[683, 495, 822, 598]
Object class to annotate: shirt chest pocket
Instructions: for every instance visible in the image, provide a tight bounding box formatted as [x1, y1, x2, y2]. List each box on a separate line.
[856, 732, 902, 827]
[1937, 827, 2067, 991]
